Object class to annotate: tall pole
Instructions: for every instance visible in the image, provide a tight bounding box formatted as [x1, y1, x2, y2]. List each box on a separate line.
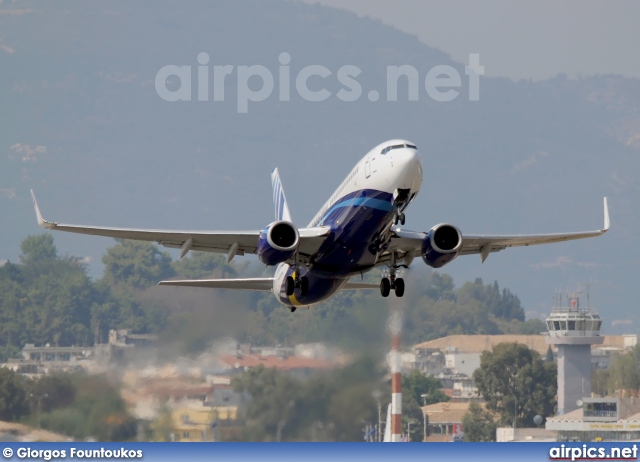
[372, 390, 382, 443]
[378, 401, 382, 442]
[423, 411, 427, 442]
[30, 393, 48, 429]
[389, 308, 402, 442]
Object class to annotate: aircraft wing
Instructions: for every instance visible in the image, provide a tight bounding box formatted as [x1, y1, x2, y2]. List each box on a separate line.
[158, 278, 274, 291]
[31, 190, 330, 262]
[387, 197, 610, 264]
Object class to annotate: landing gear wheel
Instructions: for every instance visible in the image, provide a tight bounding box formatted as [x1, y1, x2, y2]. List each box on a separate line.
[394, 278, 405, 297]
[399, 213, 405, 225]
[300, 277, 309, 297]
[380, 278, 391, 297]
[290, 306, 297, 313]
[285, 276, 295, 296]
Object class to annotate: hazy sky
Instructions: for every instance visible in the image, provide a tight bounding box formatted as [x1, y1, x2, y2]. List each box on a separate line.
[296, 0, 640, 81]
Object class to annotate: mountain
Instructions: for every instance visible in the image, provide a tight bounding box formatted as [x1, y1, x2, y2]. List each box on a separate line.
[1, 0, 638, 329]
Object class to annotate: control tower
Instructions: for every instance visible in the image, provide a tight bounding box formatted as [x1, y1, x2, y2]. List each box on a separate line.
[545, 293, 603, 415]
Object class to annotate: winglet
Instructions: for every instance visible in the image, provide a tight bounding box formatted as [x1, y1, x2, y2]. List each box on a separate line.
[30, 189, 56, 229]
[603, 197, 610, 232]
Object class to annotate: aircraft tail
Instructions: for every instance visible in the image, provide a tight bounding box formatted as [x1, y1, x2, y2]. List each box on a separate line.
[271, 168, 293, 222]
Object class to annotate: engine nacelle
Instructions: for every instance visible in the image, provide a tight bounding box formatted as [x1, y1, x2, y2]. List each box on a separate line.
[422, 223, 462, 268]
[257, 220, 299, 266]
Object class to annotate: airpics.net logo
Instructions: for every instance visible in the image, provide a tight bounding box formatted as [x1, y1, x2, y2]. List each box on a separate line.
[155, 52, 484, 113]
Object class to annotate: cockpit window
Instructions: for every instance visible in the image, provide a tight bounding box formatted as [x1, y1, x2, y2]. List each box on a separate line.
[381, 144, 410, 155]
[381, 144, 417, 154]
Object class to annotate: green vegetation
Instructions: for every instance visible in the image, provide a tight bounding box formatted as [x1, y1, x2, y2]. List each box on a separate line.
[0, 234, 539, 353]
[461, 402, 497, 442]
[590, 345, 640, 397]
[36, 374, 137, 441]
[473, 342, 557, 427]
[0, 368, 137, 441]
[0, 235, 170, 347]
[0, 368, 30, 421]
[0, 234, 550, 441]
[400, 369, 448, 442]
[231, 359, 448, 442]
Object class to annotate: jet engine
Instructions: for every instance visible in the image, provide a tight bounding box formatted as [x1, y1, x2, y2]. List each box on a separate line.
[421, 223, 462, 268]
[257, 221, 299, 266]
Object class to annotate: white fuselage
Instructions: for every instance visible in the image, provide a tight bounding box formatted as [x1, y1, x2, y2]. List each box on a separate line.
[273, 139, 423, 306]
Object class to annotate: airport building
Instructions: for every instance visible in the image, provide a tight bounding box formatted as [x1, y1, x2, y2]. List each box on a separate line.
[546, 397, 640, 442]
[544, 294, 603, 415]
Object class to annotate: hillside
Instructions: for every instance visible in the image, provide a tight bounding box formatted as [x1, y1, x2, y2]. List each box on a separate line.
[1, 0, 638, 326]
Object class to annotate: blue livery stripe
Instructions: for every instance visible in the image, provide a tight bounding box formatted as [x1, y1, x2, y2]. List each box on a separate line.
[321, 196, 394, 223]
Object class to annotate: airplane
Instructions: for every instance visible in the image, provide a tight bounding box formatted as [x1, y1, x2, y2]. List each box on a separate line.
[30, 139, 610, 312]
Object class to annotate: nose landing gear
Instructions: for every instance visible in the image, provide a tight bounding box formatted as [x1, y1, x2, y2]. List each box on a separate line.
[393, 188, 411, 225]
[285, 274, 309, 297]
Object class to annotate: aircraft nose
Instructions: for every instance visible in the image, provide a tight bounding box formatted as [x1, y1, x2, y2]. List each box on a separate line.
[397, 147, 420, 169]
[394, 148, 422, 189]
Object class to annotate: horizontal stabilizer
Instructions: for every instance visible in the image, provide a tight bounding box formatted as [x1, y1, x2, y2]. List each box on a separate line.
[158, 278, 274, 291]
[342, 281, 380, 290]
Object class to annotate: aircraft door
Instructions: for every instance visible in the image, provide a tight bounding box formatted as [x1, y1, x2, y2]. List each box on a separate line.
[365, 160, 371, 178]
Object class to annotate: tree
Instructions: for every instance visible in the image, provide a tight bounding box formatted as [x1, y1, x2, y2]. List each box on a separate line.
[20, 234, 57, 264]
[457, 279, 524, 322]
[545, 346, 555, 363]
[592, 369, 610, 397]
[461, 402, 496, 441]
[327, 383, 376, 441]
[473, 342, 556, 427]
[232, 357, 383, 442]
[0, 368, 29, 421]
[402, 369, 449, 406]
[172, 252, 237, 279]
[400, 392, 424, 442]
[38, 374, 137, 441]
[608, 345, 640, 395]
[102, 240, 174, 288]
[232, 365, 304, 441]
[30, 373, 77, 413]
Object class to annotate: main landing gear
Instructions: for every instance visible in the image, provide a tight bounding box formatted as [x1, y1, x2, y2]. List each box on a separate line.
[380, 252, 405, 298]
[380, 276, 404, 298]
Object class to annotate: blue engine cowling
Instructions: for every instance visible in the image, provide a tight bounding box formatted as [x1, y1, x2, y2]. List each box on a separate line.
[257, 220, 299, 266]
[422, 223, 462, 268]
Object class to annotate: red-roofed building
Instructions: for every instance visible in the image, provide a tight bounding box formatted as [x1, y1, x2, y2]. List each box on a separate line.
[217, 354, 335, 376]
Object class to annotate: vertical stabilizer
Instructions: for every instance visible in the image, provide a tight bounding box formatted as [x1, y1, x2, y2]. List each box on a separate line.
[271, 168, 293, 222]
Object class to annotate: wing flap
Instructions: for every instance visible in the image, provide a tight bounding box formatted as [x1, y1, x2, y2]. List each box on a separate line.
[158, 278, 274, 291]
